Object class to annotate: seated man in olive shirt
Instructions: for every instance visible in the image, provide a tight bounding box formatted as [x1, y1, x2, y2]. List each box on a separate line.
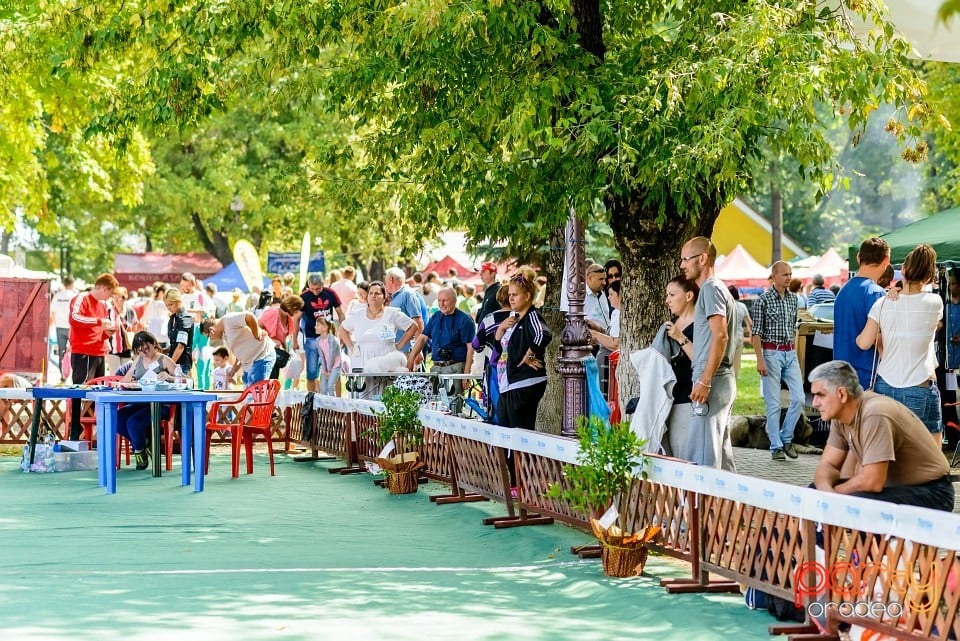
[809, 360, 954, 512]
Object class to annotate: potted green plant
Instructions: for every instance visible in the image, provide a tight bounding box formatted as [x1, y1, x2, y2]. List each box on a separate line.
[547, 415, 660, 577]
[373, 386, 425, 494]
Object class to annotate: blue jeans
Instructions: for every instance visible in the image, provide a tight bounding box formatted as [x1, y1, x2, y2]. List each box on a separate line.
[761, 348, 805, 451]
[303, 337, 321, 381]
[874, 376, 943, 434]
[319, 366, 340, 396]
[243, 351, 277, 387]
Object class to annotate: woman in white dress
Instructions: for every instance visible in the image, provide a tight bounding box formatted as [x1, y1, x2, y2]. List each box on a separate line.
[141, 283, 171, 348]
[856, 243, 944, 446]
[345, 281, 369, 317]
[339, 281, 418, 399]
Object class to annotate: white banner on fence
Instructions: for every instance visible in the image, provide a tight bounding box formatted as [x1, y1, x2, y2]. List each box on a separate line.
[642, 454, 960, 550]
[314, 395, 379, 414]
[276, 390, 307, 409]
[417, 409, 579, 464]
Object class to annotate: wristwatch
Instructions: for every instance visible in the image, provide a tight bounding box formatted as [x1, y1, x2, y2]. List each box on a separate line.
[679, 338, 690, 347]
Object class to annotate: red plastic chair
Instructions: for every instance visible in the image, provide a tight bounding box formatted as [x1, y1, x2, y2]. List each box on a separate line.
[77, 376, 124, 444]
[161, 404, 179, 471]
[946, 402, 960, 468]
[205, 380, 281, 478]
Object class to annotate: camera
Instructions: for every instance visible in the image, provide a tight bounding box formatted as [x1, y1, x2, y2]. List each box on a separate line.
[510, 311, 519, 319]
[438, 347, 454, 361]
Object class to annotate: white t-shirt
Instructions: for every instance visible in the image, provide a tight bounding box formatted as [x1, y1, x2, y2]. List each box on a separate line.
[609, 308, 621, 339]
[51, 288, 77, 329]
[340, 307, 413, 370]
[869, 292, 943, 388]
[212, 366, 230, 390]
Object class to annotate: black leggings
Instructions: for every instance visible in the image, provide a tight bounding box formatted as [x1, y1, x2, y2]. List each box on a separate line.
[70, 354, 104, 440]
[497, 381, 547, 486]
[497, 381, 547, 430]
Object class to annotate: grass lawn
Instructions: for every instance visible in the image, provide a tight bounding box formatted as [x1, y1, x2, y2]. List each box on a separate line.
[733, 348, 765, 417]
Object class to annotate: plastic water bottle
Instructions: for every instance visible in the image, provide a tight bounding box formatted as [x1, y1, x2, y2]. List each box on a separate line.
[174, 365, 184, 387]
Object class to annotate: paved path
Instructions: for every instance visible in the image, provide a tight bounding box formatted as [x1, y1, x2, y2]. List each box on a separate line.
[731, 445, 960, 512]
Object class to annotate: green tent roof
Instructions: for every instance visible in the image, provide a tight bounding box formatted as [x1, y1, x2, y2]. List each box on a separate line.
[848, 207, 960, 268]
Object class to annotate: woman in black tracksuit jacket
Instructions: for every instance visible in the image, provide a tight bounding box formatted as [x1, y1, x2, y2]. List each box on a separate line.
[495, 270, 552, 430]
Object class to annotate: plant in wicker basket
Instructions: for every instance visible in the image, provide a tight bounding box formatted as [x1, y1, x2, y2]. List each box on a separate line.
[372, 386, 425, 494]
[546, 415, 660, 577]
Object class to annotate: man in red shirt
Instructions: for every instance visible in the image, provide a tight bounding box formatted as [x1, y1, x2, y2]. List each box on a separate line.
[68, 273, 119, 439]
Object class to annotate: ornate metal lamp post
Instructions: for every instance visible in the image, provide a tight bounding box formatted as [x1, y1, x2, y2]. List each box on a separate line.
[557, 208, 592, 437]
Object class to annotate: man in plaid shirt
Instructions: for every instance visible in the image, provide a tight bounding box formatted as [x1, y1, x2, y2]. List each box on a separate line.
[750, 261, 804, 461]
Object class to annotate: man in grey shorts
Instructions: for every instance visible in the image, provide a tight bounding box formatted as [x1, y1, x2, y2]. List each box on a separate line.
[679, 236, 737, 471]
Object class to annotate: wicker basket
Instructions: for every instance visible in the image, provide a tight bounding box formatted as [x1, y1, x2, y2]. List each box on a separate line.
[386, 469, 420, 494]
[376, 452, 424, 495]
[590, 518, 661, 578]
[599, 539, 650, 577]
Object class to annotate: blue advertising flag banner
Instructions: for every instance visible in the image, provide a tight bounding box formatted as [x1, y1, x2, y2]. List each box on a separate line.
[267, 251, 325, 276]
[307, 252, 326, 275]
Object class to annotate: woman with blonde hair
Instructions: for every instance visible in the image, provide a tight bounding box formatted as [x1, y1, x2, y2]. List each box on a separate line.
[856, 244, 944, 446]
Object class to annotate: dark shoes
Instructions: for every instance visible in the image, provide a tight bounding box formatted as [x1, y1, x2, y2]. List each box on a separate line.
[783, 443, 799, 459]
[771, 448, 786, 461]
[134, 449, 150, 470]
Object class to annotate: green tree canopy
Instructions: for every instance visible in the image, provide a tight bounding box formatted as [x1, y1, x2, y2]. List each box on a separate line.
[1, 1, 937, 416]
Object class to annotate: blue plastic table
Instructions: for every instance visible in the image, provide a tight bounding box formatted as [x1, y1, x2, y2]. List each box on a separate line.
[87, 390, 218, 494]
[28, 386, 92, 465]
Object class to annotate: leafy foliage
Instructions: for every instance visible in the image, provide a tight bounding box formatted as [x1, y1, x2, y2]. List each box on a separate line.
[744, 105, 926, 254]
[373, 386, 424, 450]
[922, 62, 960, 213]
[546, 416, 647, 523]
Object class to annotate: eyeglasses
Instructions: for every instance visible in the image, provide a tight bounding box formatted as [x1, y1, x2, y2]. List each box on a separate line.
[606, 272, 621, 279]
[680, 253, 704, 264]
[510, 274, 528, 286]
[137, 344, 153, 354]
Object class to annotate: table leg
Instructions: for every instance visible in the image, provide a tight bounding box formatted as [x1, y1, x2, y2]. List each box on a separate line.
[96, 402, 106, 487]
[180, 403, 192, 487]
[193, 402, 205, 492]
[28, 398, 42, 465]
[105, 403, 118, 494]
[151, 403, 162, 478]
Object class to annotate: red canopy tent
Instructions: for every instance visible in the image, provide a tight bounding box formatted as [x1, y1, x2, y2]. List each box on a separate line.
[715, 244, 770, 289]
[114, 253, 223, 291]
[422, 255, 477, 280]
[795, 248, 848, 287]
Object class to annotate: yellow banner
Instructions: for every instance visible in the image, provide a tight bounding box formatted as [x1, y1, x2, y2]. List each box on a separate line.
[233, 240, 263, 292]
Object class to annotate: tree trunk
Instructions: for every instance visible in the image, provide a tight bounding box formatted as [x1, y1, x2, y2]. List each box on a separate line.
[367, 256, 385, 283]
[190, 212, 233, 265]
[609, 193, 722, 415]
[571, 0, 605, 60]
[535, 225, 567, 434]
[771, 163, 783, 263]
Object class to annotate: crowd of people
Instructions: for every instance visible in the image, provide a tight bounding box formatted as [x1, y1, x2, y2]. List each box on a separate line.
[9, 236, 955, 513]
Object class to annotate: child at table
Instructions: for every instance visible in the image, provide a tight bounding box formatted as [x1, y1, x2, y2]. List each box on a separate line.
[316, 317, 341, 397]
[212, 347, 233, 391]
